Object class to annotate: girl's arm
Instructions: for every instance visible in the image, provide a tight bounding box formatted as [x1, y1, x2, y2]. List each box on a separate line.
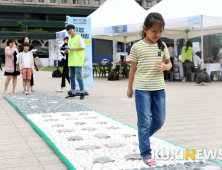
[127, 61, 137, 98]
[156, 59, 172, 73]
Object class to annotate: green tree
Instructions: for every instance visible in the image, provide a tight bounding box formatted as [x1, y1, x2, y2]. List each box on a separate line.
[212, 34, 221, 55]
[1, 27, 6, 31]
[17, 21, 25, 32]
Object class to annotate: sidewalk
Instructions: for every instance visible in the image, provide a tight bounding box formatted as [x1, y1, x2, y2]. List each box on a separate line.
[0, 69, 222, 169]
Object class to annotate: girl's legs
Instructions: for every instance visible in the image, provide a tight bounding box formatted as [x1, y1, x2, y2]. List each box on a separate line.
[12, 76, 17, 92]
[23, 79, 26, 91]
[5, 75, 12, 92]
[27, 80, 31, 91]
[135, 90, 152, 158]
[135, 90, 166, 164]
[149, 90, 166, 137]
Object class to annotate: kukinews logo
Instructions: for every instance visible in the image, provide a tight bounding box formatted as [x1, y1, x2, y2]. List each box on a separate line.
[152, 149, 222, 161]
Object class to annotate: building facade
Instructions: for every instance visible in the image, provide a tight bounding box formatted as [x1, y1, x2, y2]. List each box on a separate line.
[0, 0, 160, 61]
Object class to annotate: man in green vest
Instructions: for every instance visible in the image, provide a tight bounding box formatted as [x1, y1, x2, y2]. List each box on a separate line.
[65, 24, 86, 100]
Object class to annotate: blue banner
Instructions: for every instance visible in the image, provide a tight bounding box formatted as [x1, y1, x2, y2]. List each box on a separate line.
[56, 32, 66, 39]
[114, 25, 127, 33]
[68, 17, 93, 89]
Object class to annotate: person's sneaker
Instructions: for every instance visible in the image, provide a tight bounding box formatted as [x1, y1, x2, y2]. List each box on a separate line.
[143, 157, 156, 166]
[26, 91, 31, 95]
[56, 88, 63, 92]
[182, 79, 186, 82]
[80, 93, 84, 100]
[23, 90, 26, 94]
[69, 93, 76, 97]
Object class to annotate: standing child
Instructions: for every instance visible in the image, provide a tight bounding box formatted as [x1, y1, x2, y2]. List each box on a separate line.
[127, 13, 172, 166]
[18, 42, 34, 95]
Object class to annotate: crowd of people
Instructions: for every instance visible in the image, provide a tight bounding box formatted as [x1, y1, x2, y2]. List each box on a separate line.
[164, 41, 222, 82]
[3, 37, 36, 94]
[3, 25, 86, 99]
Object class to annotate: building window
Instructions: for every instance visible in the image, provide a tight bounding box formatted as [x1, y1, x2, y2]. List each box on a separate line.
[147, 1, 152, 7]
[137, 2, 142, 6]
[61, 0, 67, 3]
[95, 0, 100, 5]
[39, 0, 44, 2]
[2, 0, 8, 1]
[50, 0, 55, 2]
[27, 0, 32, 2]
[73, 0, 78, 4]
[84, 0, 89, 4]
[15, 0, 21, 2]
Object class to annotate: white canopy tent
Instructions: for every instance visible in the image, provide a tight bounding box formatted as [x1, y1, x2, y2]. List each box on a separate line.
[93, 0, 222, 69]
[87, 0, 145, 67]
[95, 0, 222, 41]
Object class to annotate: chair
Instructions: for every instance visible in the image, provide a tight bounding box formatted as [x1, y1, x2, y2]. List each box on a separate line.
[121, 63, 130, 78]
[114, 65, 121, 75]
[93, 65, 98, 77]
[173, 66, 180, 80]
[210, 71, 221, 81]
[105, 62, 113, 75]
[97, 62, 106, 77]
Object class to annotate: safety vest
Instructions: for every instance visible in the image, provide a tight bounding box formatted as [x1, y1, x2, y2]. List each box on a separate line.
[182, 46, 193, 63]
[68, 34, 85, 67]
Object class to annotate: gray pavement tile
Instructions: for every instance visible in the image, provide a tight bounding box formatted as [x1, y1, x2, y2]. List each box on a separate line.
[36, 155, 63, 165]
[42, 163, 68, 170]
[5, 166, 44, 170]
[0, 150, 35, 159]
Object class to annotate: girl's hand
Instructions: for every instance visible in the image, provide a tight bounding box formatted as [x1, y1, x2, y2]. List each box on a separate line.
[32, 70, 34, 74]
[155, 61, 167, 73]
[127, 88, 133, 98]
[20, 70, 22, 74]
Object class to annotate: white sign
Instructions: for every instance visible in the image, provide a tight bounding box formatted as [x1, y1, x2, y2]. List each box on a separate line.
[192, 42, 200, 53]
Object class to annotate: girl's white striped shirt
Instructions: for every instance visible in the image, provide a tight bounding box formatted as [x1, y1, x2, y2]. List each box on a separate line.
[129, 40, 170, 91]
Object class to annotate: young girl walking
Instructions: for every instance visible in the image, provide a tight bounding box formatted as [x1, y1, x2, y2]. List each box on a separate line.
[127, 12, 172, 166]
[18, 42, 34, 95]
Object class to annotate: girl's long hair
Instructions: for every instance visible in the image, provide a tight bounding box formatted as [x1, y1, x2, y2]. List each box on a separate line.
[185, 41, 192, 53]
[19, 36, 29, 52]
[141, 12, 165, 51]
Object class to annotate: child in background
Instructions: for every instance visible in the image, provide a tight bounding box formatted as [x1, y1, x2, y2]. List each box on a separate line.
[127, 12, 172, 166]
[18, 42, 34, 95]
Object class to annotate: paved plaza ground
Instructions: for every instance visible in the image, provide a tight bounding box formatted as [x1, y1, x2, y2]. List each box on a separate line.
[0, 68, 222, 169]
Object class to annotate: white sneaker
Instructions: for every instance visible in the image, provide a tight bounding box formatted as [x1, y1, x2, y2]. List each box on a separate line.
[182, 79, 186, 82]
[4, 91, 10, 94]
[12, 91, 18, 94]
[26, 91, 31, 95]
[56, 88, 63, 92]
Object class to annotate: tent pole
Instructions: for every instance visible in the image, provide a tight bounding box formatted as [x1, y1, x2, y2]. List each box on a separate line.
[112, 26, 116, 69]
[185, 30, 188, 44]
[124, 36, 126, 61]
[201, 15, 204, 70]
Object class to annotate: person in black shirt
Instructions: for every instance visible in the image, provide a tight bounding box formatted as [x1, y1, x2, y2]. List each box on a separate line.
[56, 37, 70, 92]
[19, 36, 36, 92]
[0, 57, 2, 71]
